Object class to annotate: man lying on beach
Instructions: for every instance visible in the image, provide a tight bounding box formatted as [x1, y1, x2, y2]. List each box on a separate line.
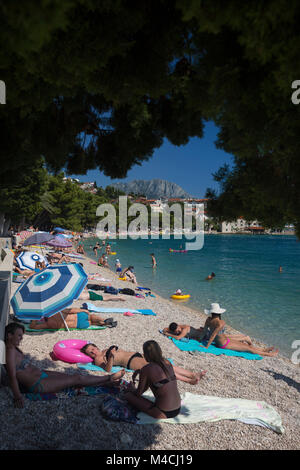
[78, 287, 125, 302]
[163, 322, 205, 342]
[4, 322, 124, 408]
[29, 308, 117, 330]
[80, 343, 206, 384]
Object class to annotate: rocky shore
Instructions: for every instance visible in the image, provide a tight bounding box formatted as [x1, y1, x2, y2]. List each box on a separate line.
[0, 252, 299, 450]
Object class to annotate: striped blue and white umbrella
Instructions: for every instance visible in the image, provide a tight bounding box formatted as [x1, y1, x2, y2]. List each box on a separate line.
[11, 263, 88, 321]
[16, 251, 49, 270]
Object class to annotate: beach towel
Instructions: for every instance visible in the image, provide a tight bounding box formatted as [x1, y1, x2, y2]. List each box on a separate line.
[136, 391, 284, 433]
[82, 302, 157, 316]
[23, 324, 106, 333]
[160, 331, 262, 360]
[78, 358, 174, 374]
[78, 363, 134, 373]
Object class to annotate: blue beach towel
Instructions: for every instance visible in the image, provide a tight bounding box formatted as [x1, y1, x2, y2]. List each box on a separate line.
[159, 331, 262, 360]
[78, 358, 174, 373]
[82, 302, 157, 316]
[78, 363, 133, 373]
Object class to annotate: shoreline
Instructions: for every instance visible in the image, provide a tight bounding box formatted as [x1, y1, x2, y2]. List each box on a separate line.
[83, 241, 290, 363]
[1, 243, 299, 450]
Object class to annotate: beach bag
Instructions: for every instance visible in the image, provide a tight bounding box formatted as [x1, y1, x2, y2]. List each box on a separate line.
[100, 395, 138, 423]
[86, 284, 105, 291]
[119, 288, 135, 296]
[104, 286, 119, 295]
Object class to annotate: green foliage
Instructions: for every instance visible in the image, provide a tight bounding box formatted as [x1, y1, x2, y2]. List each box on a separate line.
[1, 1, 300, 234]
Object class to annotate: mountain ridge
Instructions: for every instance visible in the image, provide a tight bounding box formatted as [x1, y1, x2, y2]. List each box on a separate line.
[109, 179, 192, 199]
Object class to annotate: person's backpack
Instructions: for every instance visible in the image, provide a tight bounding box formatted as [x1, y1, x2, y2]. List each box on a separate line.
[118, 288, 135, 296]
[104, 286, 119, 295]
[100, 395, 138, 423]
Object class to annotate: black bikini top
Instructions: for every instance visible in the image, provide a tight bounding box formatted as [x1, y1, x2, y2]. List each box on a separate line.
[152, 364, 176, 390]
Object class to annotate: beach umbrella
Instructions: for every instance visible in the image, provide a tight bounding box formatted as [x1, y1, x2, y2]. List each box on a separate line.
[19, 230, 33, 240]
[16, 251, 49, 270]
[23, 232, 54, 246]
[53, 227, 66, 233]
[45, 237, 73, 248]
[11, 263, 88, 328]
[56, 233, 73, 239]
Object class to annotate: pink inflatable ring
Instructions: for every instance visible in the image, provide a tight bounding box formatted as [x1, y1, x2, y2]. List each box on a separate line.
[52, 339, 92, 364]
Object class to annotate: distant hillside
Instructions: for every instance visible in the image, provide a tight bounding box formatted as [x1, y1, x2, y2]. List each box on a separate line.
[110, 179, 192, 199]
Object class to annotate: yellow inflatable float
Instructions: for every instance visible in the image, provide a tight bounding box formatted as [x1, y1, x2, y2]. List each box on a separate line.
[109, 252, 117, 255]
[171, 294, 190, 300]
[119, 277, 127, 281]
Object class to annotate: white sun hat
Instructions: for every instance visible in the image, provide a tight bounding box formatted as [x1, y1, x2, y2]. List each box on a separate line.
[204, 302, 226, 315]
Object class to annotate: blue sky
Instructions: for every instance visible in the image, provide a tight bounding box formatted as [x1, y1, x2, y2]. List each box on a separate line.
[70, 121, 233, 198]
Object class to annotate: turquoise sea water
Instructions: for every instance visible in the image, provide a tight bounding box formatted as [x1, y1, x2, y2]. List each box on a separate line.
[83, 234, 300, 359]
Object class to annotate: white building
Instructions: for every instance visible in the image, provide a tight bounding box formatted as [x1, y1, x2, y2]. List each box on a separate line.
[221, 218, 263, 233]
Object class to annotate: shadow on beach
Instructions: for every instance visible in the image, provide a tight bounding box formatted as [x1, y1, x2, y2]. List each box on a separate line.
[1, 353, 163, 450]
[261, 368, 300, 393]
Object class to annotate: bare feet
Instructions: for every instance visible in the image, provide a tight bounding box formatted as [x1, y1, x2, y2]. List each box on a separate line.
[262, 348, 278, 357]
[195, 370, 207, 382]
[189, 371, 207, 385]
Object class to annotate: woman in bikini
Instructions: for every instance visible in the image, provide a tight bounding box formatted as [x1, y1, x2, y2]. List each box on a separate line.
[123, 340, 182, 419]
[4, 322, 125, 408]
[29, 308, 117, 330]
[202, 303, 279, 357]
[80, 343, 206, 384]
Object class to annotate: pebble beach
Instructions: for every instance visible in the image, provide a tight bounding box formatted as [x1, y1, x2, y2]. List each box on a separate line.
[0, 249, 299, 451]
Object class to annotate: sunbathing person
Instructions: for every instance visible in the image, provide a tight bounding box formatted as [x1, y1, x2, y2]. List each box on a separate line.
[46, 252, 71, 264]
[78, 287, 125, 302]
[29, 308, 117, 330]
[123, 340, 182, 419]
[163, 321, 251, 344]
[201, 303, 279, 357]
[80, 343, 206, 384]
[163, 322, 205, 341]
[4, 322, 124, 408]
[13, 266, 35, 277]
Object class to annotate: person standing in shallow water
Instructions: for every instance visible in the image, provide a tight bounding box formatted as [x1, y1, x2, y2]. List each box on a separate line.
[151, 253, 157, 268]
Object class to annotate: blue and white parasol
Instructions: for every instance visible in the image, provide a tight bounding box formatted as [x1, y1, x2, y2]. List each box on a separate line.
[11, 263, 88, 325]
[16, 251, 49, 270]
